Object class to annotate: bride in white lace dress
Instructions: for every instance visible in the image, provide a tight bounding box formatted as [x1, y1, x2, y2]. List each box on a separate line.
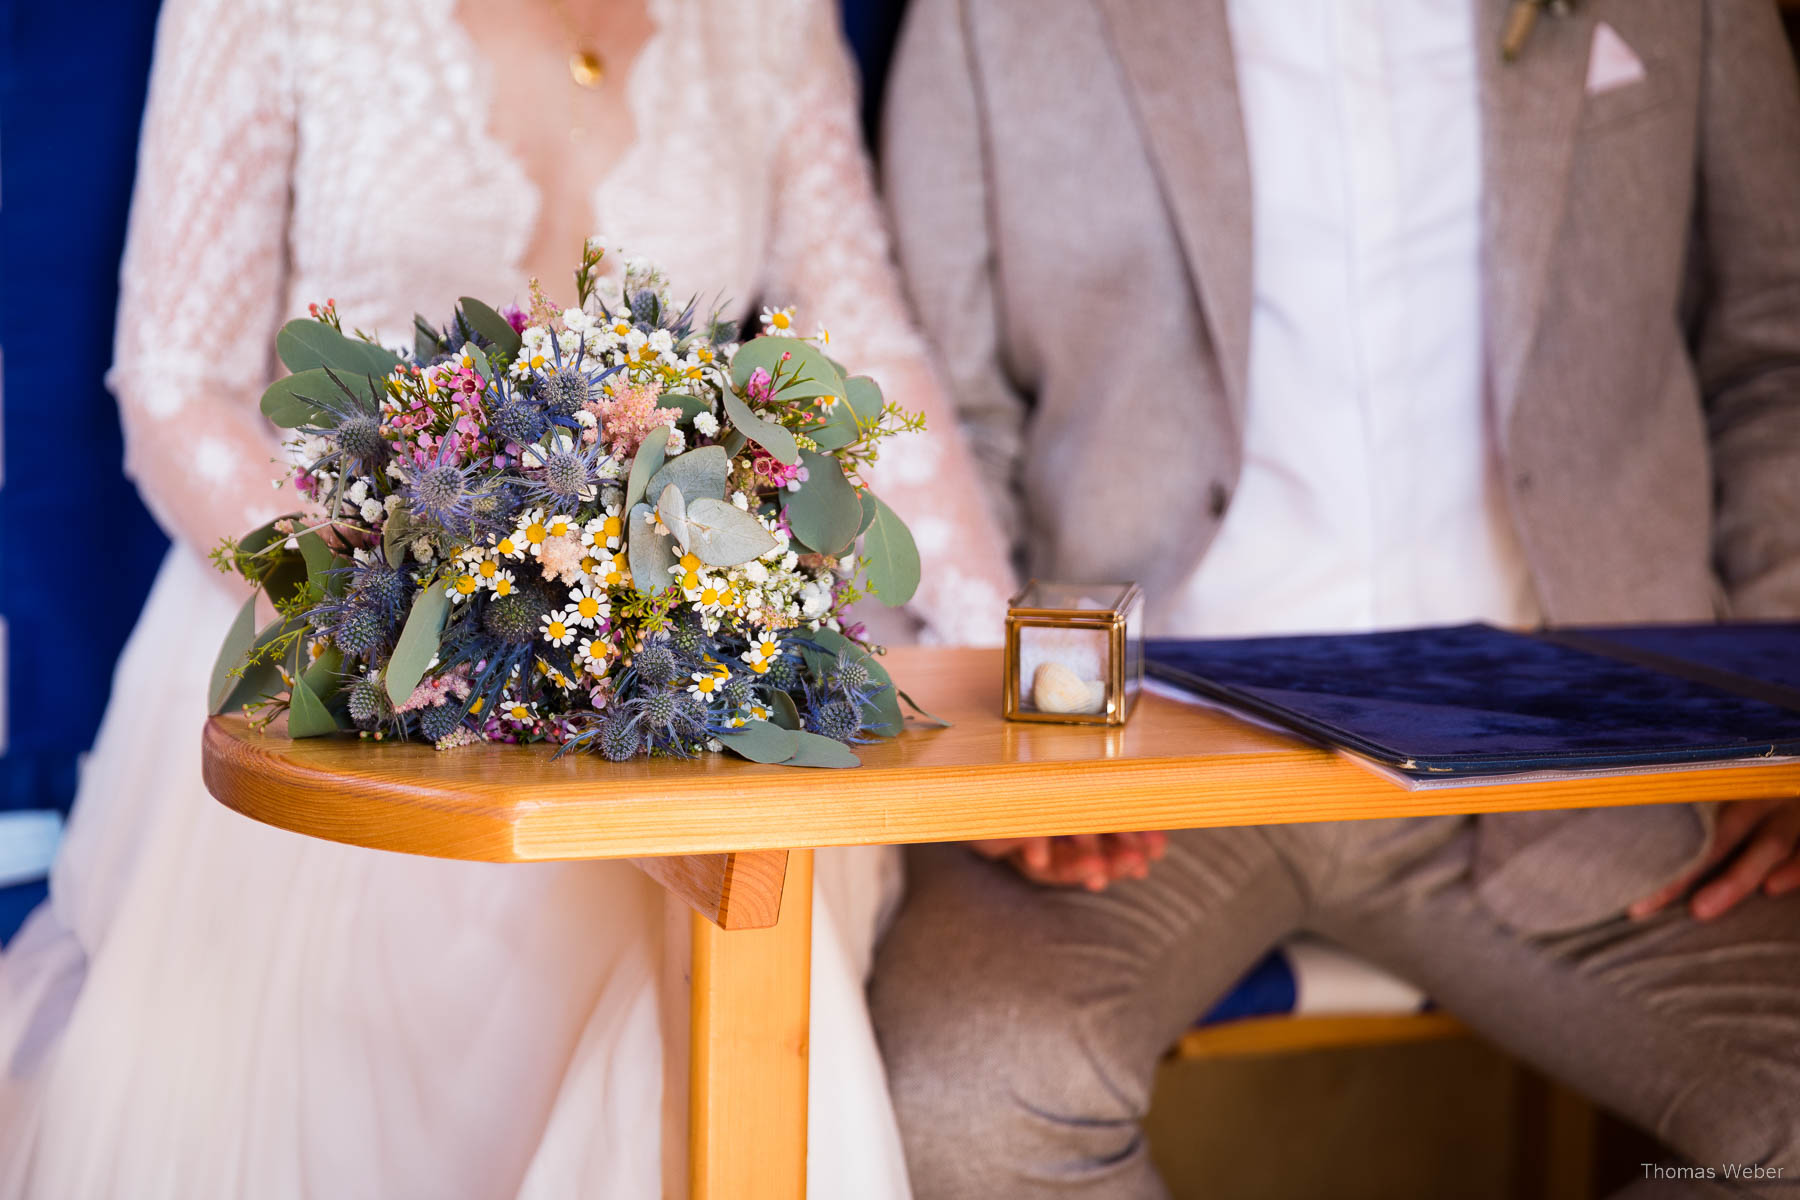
[0, 0, 1015, 1195]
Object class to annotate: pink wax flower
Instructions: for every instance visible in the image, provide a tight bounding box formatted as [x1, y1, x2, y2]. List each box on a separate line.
[447, 367, 484, 403]
[501, 304, 530, 334]
[750, 447, 805, 491]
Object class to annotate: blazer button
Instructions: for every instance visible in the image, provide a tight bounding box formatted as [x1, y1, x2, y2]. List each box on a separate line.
[1208, 482, 1230, 519]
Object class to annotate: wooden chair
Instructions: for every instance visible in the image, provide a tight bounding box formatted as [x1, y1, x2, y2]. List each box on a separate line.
[1162, 1002, 1597, 1199]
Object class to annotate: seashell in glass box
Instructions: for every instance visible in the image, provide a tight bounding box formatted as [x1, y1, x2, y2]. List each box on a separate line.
[1003, 581, 1145, 725]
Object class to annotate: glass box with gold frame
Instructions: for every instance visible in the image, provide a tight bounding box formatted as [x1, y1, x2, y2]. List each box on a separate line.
[1003, 581, 1145, 725]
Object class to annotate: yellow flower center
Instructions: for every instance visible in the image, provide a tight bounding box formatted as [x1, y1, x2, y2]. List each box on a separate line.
[525, 523, 547, 544]
[771, 311, 791, 329]
[478, 560, 498, 578]
[456, 575, 478, 594]
[496, 579, 514, 597]
[577, 597, 601, 619]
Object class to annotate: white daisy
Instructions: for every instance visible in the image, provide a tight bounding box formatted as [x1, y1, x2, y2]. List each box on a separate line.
[566, 585, 609, 627]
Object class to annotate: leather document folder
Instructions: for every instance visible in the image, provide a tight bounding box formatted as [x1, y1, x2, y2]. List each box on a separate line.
[1146, 623, 1800, 779]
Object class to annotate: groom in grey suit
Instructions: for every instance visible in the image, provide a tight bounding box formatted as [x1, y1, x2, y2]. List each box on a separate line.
[870, 0, 1800, 1196]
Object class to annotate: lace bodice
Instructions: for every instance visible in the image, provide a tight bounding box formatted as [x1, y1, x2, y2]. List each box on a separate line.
[109, 0, 1015, 644]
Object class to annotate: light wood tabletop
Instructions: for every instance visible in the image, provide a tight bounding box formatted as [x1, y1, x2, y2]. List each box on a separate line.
[200, 644, 1800, 1200]
[204, 645, 1800, 865]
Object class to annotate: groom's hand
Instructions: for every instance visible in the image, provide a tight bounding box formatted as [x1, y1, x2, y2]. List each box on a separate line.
[970, 833, 1168, 892]
[1629, 798, 1800, 922]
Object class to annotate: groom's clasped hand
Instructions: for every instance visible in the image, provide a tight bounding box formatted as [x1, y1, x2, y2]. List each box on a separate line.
[969, 831, 1170, 891]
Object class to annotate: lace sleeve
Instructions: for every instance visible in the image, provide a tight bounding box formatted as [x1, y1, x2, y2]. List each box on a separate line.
[760, 0, 1019, 647]
[106, 0, 296, 561]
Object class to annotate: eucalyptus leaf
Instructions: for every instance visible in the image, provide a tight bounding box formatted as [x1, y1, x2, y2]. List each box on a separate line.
[301, 644, 344, 697]
[805, 408, 857, 452]
[623, 426, 671, 514]
[414, 313, 443, 360]
[296, 530, 340, 595]
[844, 375, 884, 424]
[657, 484, 690, 553]
[215, 615, 305, 716]
[715, 720, 800, 765]
[862, 493, 921, 606]
[276, 319, 401, 380]
[261, 551, 310, 610]
[457, 296, 523, 357]
[683, 497, 778, 568]
[785, 730, 862, 768]
[768, 689, 801, 731]
[287, 675, 342, 738]
[645, 445, 729, 503]
[384, 582, 450, 704]
[382, 503, 411, 566]
[209, 594, 259, 713]
[857, 490, 879, 536]
[721, 388, 799, 465]
[898, 689, 952, 729]
[238, 515, 296, 560]
[804, 376, 881, 452]
[784, 450, 861, 557]
[722, 430, 747, 458]
[661, 392, 714, 423]
[260, 368, 342, 428]
[465, 342, 493, 383]
[628, 504, 680, 592]
[729, 337, 846, 404]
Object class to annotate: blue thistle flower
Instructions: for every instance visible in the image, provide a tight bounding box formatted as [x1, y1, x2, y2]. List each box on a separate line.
[596, 711, 645, 761]
[515, 433, 608, 505]
[396, 438, 498, 541]
[415, 701, 468, 743]
[493, 396, 549, 447]
[294, 368, 389, 476]
[797, 651, 889, 744]
[348, 555, 411, 621]
[347, 677, 395, 731]
[807, 698, 861, 743]
[632, 637, 683, 686]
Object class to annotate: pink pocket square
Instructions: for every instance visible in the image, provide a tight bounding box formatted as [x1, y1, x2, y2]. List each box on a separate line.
[1586, 22, 1647, 95]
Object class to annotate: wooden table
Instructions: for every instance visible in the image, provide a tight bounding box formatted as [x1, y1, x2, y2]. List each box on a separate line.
[201, 646, 1800, 1199]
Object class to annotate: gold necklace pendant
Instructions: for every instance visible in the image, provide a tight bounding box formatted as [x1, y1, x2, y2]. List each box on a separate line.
[568, 47, 605, 89]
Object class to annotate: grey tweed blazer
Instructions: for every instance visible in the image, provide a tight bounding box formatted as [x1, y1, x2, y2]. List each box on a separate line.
[881, 0, 1800, 932]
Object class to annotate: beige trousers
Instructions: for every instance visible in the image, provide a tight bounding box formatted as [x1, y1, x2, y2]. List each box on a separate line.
[870, 817, 1800, 1199]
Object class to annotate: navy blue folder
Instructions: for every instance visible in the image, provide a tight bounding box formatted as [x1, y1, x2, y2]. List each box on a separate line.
[1146, 623, 1800, 778]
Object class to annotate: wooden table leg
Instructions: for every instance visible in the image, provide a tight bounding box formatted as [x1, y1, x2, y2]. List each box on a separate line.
[689, 847, 812, 1200]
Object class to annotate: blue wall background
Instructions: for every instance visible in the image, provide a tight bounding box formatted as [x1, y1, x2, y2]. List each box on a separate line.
[0, 0, 169, 936]
[0, 0, 910, 942]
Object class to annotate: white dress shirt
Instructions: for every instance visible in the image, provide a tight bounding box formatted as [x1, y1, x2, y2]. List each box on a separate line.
[1168, 0, 1541, 637]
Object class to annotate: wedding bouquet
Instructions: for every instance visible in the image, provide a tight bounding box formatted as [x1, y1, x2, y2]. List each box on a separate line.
[210, 244, 928, 769]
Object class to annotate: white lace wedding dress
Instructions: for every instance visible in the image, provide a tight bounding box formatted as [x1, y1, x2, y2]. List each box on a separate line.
[0, 0, 1013, 1195]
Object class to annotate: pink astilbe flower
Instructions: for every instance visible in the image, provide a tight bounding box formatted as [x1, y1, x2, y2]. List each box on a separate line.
[590, 379, 678, 459]
[396, 664, 473, 714]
